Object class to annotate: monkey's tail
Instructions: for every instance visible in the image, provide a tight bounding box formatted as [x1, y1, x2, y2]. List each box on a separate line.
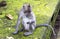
[36, 24, 56, 36]
[36, 24, 49, 27]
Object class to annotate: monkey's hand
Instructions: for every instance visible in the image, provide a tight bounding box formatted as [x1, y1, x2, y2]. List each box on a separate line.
[12, 31, 19, 35]
[27, 21, 35, 24]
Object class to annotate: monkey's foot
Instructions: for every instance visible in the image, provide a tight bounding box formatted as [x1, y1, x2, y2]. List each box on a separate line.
[12, 31, 19, 35]
[24, 32, 33, 36]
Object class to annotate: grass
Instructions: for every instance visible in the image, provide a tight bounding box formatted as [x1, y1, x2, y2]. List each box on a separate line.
[0, 0, 59, 39]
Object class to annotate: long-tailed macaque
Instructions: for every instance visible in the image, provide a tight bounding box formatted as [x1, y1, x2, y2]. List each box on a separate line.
[13, 3, 56, 36]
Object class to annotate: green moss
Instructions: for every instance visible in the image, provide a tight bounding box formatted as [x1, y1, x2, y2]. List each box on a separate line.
[0, 0, 59, 39]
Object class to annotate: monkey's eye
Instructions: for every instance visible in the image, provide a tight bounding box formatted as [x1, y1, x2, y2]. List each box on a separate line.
[28, 5, 30, 7]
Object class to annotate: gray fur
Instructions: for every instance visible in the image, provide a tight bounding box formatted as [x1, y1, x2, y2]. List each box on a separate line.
[13, 3, 56, 36]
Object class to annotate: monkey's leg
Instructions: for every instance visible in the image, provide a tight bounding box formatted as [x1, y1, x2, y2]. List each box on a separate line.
[23, 22, 32, 36]
[24, 22, 35, 36]
[22, 17, 30, 31]
[23, 27, 33, 36]
[24, 27, 34, 36]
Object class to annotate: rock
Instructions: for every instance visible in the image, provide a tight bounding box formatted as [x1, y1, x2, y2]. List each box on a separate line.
[0, 1, 7, 7]
[6, 14, 13, 20]
[6, 36, 14, 39]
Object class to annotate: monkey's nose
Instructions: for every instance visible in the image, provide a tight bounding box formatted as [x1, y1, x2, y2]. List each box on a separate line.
[25, 7, 28, 10]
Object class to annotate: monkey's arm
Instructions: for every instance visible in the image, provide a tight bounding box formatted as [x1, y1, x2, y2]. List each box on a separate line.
[15, 14, 21, 30]
[31, 12, 36, 21]
[13, 11, 23, 34]
[15, 11, 24, 31]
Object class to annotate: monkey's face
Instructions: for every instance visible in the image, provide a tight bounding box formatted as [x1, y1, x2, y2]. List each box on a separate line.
[23, 3, 31, 13]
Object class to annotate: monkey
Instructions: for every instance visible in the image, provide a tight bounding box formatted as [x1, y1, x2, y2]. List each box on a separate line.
[0, 1, 7, 7]
[13, 3, 56, 36]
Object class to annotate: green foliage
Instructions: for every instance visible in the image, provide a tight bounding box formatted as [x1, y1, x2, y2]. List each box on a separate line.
[0, 0, 59, 39]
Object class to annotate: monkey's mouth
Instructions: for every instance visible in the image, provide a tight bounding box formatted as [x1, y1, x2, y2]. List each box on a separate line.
[24, 10, 31, 13]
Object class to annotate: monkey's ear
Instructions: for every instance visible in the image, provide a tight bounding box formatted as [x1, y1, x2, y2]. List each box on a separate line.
[23, 5, 24, 8]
